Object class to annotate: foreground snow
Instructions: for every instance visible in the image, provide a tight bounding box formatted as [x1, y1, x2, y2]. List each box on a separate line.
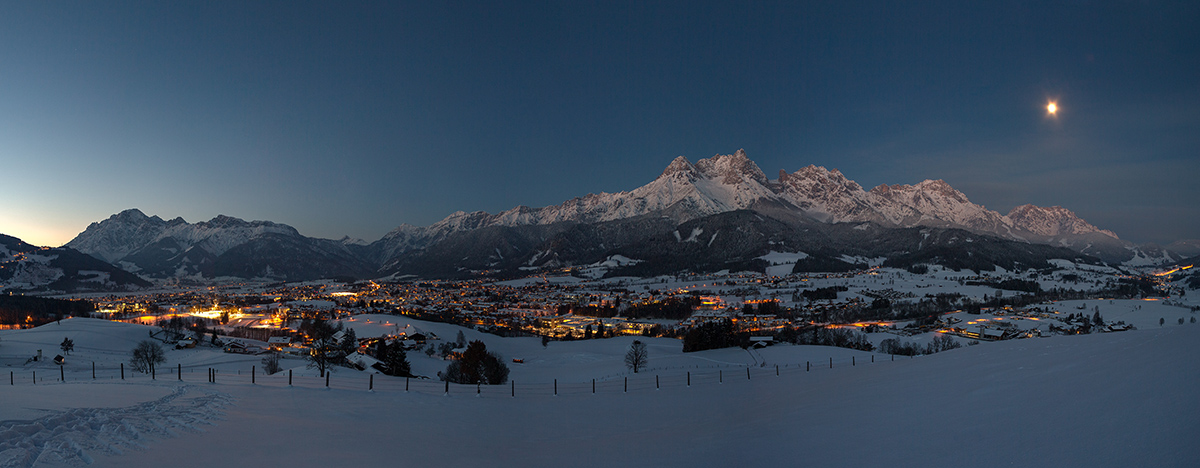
[1, 318, 1196, 467]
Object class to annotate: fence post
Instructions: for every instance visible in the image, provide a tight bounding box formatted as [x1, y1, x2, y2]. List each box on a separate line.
[252, 366, 256, 384]
[829, 357, 832, 369]
[370, 374, 373, 391]
[718, 370, 721, 383]
[178, 363, 181, 381]
[152, 363, 155, 380]
[624, 377, 627, 393]
[60, 365, 64, 382]
[121, 363, 124, 380]
[871, 355, 874, 363]
[10, 371, 12, 386]
[592, 379, 595, 394]
[476, 381, 480, 395]
[289, 369, 293, 386]
[776, 364, 779, 376]
[688, 371, 691, 387]
[405, 376, 409, 391]
[807, 361, 810, 372]
[511, 380, 514, 397]
[554, 379, 557, 396]
[93, 362, 96, 379]
[33, 371, 36, 384]
[853, 356, 855, 366]
[444, 379, 449, 394]
[325, 372, 329, 388]
[747, 367, 750, 380]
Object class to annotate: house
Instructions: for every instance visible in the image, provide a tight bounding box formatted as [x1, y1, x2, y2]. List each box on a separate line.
[267, 336, 292, 351]
[980, 328, 1005, 341]
[224, 341, 266, 355]
[749, 336, 774, 348]
[345, 351, 380, 371]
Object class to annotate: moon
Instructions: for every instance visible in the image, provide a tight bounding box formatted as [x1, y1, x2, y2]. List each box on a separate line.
[1047, 102, 1058, 114]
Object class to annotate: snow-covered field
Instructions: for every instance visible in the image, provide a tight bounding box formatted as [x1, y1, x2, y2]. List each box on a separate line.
[2, 315, 1197, 467]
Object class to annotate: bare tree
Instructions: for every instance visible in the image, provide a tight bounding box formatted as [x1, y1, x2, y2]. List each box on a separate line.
[624, 340, 648, 373]
[262, 351, 283, 375]
[130, 340, 165, 373]
[305, 319, 343, 377]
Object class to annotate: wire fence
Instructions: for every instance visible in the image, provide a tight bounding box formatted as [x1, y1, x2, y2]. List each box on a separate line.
[4, 353, 916, 398]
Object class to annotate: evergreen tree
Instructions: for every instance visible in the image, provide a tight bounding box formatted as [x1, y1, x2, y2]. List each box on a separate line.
[584, 324, 593, 339]
[340, 327, 358, 356]
[596, 322, 606, 338]
[383, 342, 411, 377]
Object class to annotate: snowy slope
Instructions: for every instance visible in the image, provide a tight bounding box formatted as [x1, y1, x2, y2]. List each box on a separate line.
[1, 317, 1195, 467]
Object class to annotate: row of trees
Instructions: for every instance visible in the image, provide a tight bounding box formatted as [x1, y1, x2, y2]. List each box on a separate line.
[877, 334, 965, 356]
[0, 295, 94, 327]
[440, 340, 508, 385]
[776, 326, 875, 352]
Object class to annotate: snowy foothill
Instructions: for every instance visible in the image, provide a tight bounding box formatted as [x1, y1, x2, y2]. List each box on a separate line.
[1, 313, 1198, 467]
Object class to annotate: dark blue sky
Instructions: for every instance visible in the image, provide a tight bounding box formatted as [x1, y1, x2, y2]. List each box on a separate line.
[2, 1, 1197, 247]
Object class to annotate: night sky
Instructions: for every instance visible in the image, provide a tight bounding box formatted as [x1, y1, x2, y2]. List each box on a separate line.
[2, 1, 1197, 247]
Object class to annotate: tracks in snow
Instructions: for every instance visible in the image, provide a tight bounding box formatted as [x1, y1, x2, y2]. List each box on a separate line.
[0, 386, 234, 467]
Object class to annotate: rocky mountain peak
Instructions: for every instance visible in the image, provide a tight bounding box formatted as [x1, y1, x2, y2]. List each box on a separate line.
[780, 165, 863, 193]
[114, 208, 149, 220]
[693, 149, 768, 185]
[659, 156, 698, 179]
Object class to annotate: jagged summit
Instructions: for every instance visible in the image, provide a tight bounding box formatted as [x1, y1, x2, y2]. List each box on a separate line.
[659, 155, 697, 179]
[693, 149, 769, 185]
[1007, 204, 1119, 239]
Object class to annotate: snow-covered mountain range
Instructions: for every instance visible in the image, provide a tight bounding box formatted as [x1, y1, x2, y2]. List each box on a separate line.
[1, 234, 150, 292]
[64, 210, 371, 281]
[51, 149, 1192, 282]
[372, 149, 1129, 264]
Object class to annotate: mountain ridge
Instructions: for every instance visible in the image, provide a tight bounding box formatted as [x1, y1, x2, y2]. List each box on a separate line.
[59, 150, 1183, 281]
